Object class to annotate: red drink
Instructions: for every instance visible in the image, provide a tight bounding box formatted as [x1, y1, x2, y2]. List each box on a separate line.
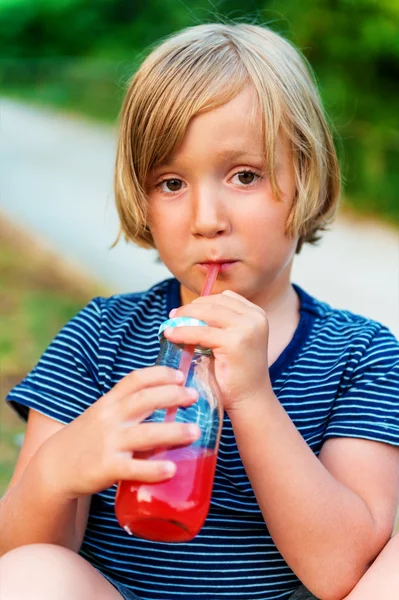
[115, 267, 222, 543]
[115, 447, 217, 542]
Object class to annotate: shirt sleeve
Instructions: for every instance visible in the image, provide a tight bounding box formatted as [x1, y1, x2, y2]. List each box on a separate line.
[324, 325, 399, 446]
[6, 298, 103, 425]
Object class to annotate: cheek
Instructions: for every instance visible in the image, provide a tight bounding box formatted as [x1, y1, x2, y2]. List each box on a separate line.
[244, 200, 297, 257]
[274, 156, 296, 213]
[148, 209, 187, 257]
[244, 197, 291, 233]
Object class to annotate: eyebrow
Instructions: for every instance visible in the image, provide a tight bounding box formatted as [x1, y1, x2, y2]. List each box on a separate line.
[154, 149, 266, 169]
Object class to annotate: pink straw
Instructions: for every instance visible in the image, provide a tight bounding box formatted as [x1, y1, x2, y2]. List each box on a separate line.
[164, 264, 220, 422]
[200, 263, 220, 298]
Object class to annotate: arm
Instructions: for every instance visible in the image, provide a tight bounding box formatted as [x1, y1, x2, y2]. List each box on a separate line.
[165, 293, 399, 600]
[229, 392, 399, 600]
[0, 410, 91, 556]
[1, 367, 200, 557]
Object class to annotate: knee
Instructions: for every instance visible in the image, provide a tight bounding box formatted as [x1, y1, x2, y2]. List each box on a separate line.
[0, 544, 88, 599]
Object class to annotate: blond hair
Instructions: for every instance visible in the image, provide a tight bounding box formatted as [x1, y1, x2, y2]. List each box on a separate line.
[114, 22, 341, 253]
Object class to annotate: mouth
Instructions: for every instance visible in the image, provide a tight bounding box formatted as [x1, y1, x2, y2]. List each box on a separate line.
[197, 260, 239, 273]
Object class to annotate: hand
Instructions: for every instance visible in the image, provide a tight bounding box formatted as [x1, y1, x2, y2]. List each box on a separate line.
[37, 366, 201, 500]
[165, 290, 272, 412]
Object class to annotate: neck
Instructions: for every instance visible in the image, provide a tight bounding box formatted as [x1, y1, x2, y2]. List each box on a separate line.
[259, 282, 301, 367]
[257, 282, 300, 323]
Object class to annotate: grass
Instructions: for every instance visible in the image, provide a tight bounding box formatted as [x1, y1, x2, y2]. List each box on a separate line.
[0, 212, 108, 496]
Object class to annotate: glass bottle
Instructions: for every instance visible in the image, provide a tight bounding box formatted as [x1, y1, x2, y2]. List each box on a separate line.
[115, 317, 223, 543]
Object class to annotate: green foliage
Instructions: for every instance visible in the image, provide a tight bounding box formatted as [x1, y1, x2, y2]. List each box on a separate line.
[266, 0, 399, 221]
[0, 0, 398, 223]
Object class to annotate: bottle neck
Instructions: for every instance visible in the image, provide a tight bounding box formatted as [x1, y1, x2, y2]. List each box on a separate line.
[157, 338, 211, 369]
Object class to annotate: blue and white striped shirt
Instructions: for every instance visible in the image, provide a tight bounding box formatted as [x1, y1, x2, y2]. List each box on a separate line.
[7, 278, 399, 600]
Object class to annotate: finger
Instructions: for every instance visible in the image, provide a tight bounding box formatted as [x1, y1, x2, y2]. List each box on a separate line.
[120, 384, 199, 421]
[120, 421, 201, 452]
[169, 302, 241, 328]
[108, 366, 185, 401]
[117, 456, 178, 483]
[191, 291, 247, 313]
[222, 289, 264, 311]
[192, 290, 264, 315]
[163, 325, 225, 350]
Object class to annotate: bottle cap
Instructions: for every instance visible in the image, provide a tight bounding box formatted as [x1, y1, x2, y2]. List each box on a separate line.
[158, 317, 207, 341]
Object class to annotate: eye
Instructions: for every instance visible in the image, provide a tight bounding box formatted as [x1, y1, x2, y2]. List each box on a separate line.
[156, 178, 184, 193]
[231, 170, 261, 186]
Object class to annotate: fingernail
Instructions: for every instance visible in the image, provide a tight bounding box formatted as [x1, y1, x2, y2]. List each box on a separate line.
[187, 388, 198, 399]
[187, 424, 201, 439]
[169, 308, 177, 317]
[162, 462, 176, 476]
[175, 370, 185, 383]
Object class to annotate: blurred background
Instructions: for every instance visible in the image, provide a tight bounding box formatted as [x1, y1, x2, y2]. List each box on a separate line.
[0, 0, 398, 516]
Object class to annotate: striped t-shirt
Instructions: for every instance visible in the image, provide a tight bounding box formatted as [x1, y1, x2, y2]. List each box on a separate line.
[7, 278, 399, 600]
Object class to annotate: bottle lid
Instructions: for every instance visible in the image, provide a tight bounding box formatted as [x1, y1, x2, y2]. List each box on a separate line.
[158, 317, 207, 341]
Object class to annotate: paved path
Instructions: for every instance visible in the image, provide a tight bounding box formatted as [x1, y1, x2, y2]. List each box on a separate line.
[1, 98, 398, 339]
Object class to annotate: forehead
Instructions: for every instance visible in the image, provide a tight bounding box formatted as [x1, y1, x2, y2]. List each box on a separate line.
[156, 148, 266, 169]
[155, 88, 269, 166]
[188, 86, 261, 138]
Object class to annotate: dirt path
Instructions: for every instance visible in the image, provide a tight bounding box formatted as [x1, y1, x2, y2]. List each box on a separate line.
[1, 98, 398, 338]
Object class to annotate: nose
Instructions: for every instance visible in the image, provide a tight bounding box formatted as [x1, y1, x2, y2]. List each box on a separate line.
[190, 186, 231, 238]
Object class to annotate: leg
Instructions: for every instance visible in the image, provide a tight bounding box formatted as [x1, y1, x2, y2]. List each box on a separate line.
[343, 533, 399, 599]
[0, 543, 124, 600]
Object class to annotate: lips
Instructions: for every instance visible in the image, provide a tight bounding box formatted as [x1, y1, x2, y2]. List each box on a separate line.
[198, 260, 238, 273]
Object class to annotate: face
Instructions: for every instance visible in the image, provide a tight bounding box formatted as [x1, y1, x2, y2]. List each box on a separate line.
[146, 86, 298, 309]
